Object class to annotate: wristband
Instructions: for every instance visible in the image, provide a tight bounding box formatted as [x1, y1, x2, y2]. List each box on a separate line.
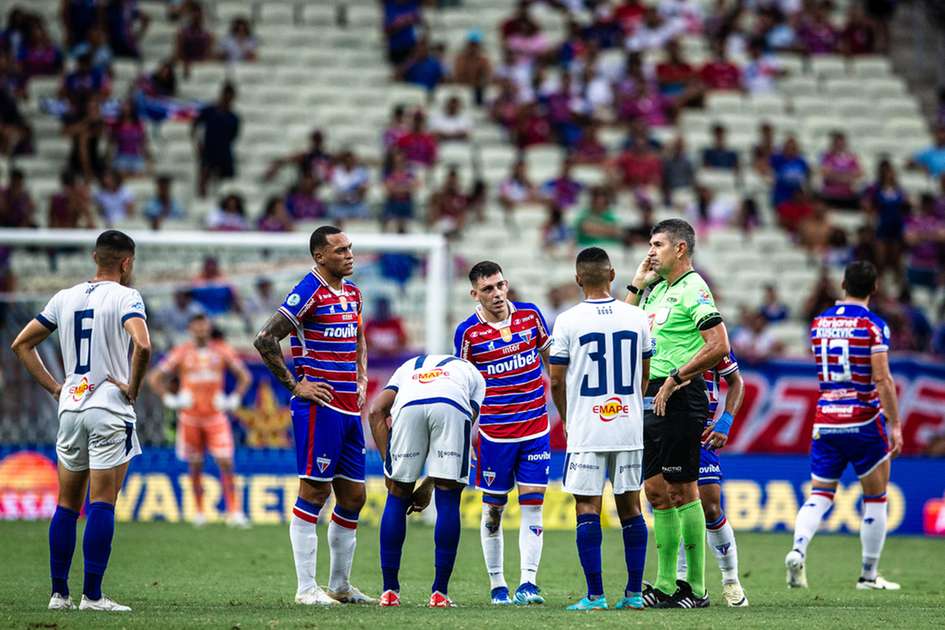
[713, 411, 734, 436]
[627, 284, 641, 295]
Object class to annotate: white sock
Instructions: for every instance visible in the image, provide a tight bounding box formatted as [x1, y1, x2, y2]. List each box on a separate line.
[518, 503, 544, 586]
[860, 495, 888, 580]
[289, 515, 318, 594]
[792, 490, 834, 557]
[706, 515, 739, 584]
[481, 503, 506, 590]
[327, 508, 358, 592]
[676, 539, 687, 580]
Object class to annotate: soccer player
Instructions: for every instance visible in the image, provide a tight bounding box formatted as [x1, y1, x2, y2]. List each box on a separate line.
[454, 261, 552, 605]
[369, 354, 486, 608]
[11, 230, 151, 612]
[147, 312, 252, 527]
[549, 247, 651, 611]
[785, 260, 903, 590]
[625, 218, 730, 608]
[253, 226, 374, 606]
[675, 345, 749, 607]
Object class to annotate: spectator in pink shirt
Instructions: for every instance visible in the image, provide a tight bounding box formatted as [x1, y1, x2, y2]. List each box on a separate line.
[18, 20, 63, 77]
[284, 172, 325, 220]
[819, 131, 863, 209]
[797, 2, 838, 55]
[383, 104, 410, 150]
[699, 41, 742, 92]
[382, 150, 417, 232]
[904, 193, 945, 290]
[109, 100, 151, 176]
[257, 196, 294, 232]
[396, 109, 438, 168]
[620, 80, 674, 127]
[612, 137, 663, 192]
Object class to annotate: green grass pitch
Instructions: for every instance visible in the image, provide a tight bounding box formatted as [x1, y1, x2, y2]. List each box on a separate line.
[1, 521, 943, 628]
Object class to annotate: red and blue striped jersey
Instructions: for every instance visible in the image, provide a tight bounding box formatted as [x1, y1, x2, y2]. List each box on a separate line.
[810, 303, 890, 427]
[454, 301, 551, 442]
[703, 351, 738, 423]
[279, 269, 362, 416]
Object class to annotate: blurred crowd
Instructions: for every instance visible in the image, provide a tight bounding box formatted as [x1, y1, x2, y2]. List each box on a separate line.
[1, 0, 944, 357]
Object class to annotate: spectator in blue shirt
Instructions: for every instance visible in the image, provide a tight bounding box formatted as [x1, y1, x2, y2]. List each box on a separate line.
[909, 125, 945, 178]
[770, 136, 810, 207]
[758, 284, 789, 323]
[398, 38, 447, 93]
[384, 0, 422, 65]
[701, 123, 740, 171]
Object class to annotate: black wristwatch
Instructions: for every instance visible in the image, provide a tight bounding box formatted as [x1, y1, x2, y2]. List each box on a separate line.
[670, 368, 684, 385]
[627, 284, 642, 295]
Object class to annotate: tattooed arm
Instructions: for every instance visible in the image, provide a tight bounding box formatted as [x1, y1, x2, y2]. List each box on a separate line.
[253, 312, 332, 405]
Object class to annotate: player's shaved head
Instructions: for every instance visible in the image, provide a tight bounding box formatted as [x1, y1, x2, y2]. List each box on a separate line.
[843, 260, 878, 299]
[94, 230, 135, 269]
[575, 247, 613, 288]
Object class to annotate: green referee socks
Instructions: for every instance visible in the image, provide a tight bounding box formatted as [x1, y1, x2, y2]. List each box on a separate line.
[678, 499, 707, 598]
[652, 507, 681, 595]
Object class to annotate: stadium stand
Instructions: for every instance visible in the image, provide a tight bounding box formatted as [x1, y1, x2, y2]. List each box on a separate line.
[0, 0, 942, 365]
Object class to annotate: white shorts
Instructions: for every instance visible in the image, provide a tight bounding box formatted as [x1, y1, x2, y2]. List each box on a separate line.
[385, 401, 472, 484]
[57, 408, 141, 472]
[562, 450, 643, 496]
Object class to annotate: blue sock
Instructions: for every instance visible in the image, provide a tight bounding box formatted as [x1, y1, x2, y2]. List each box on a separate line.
[49, 506, 79, 597]
[576, 513, 603, 598]
[431, 487, 463, 595]
[82, 502, 115, 600]
[621, 514, 647, 596]
[379, 493, 410, 593]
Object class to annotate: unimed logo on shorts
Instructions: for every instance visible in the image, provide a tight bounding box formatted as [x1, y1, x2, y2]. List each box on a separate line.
[592, 397, 629, 422]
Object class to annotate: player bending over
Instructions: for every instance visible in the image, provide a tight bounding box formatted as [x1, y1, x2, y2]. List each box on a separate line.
[785, 260, 903, 590]
[675, 344, 748, 607]
[370, 354, 486, 608]
[253, 226, 374, 605]
[12, 230, 151, 612]
[549, 247, 651, 611]
[148, 312, 251, 527]
[455, 261, 553, 605]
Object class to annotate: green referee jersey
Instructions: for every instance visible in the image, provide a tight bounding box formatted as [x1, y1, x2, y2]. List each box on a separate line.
[642, 270, 722, 379]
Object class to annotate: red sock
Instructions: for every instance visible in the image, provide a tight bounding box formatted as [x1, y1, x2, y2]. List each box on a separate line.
[221, 470, 237, 514]
[191, 470, 204, 512]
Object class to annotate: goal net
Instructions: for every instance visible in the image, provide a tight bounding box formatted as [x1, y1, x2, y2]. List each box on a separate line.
[0, 227, 448, 447]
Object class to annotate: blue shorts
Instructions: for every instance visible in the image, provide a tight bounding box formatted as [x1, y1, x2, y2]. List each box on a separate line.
[698, 446, 722, 486]
[810, 415, 890, 483]
[291, 399, 365, 483]
[473, 432, 551, 494]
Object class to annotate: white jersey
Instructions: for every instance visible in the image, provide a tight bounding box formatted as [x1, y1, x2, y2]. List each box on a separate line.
[385, 354, 486, 419]
[37, 280, 147, 420]
[549, 297, 652, 452]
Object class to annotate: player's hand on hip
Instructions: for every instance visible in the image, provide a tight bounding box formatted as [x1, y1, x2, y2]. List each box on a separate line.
[107, 377, 136, 403]
[701, 426, 728, 450]
[888, 422, 903, 458]
[653, 378, 687, 416]
[293, 380, 333, 405]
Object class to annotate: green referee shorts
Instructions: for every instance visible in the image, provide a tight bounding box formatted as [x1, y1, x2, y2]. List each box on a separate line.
[643, 375, 709, 483]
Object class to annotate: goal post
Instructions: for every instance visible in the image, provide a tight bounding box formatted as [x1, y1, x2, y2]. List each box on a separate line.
[0, 228, 450, 353]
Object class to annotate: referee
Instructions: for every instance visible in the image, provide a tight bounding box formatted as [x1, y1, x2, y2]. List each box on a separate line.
[625, 219, 730, 609]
